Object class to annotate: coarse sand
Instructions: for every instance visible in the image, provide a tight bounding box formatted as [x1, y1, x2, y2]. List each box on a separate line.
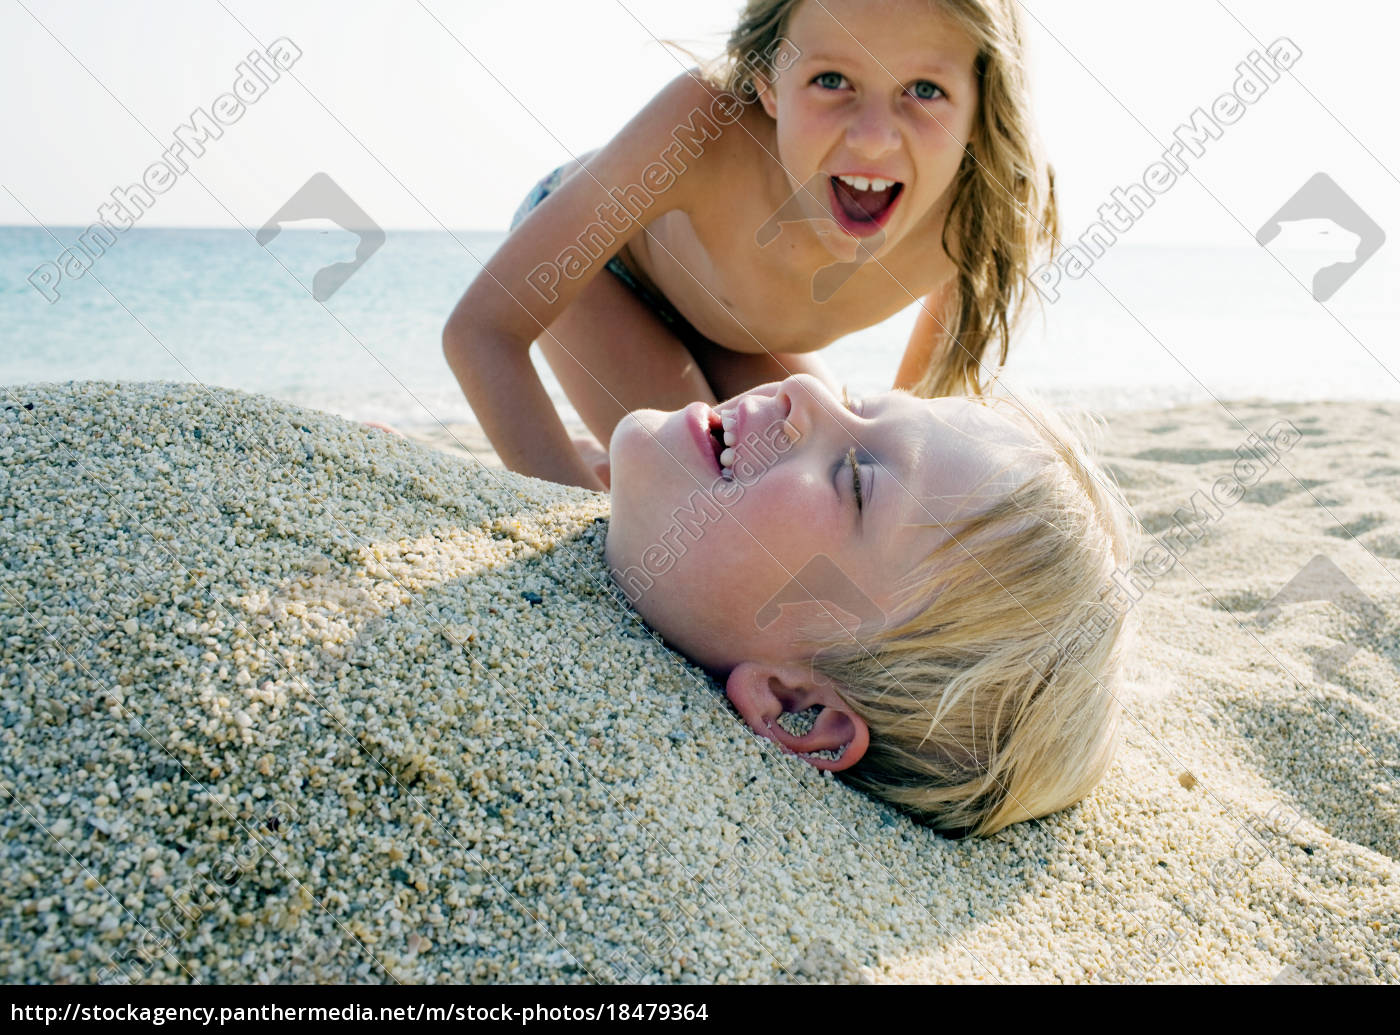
[1, 381, 1397, 983]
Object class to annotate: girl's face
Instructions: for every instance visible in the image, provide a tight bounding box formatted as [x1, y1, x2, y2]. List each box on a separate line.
[604, 375, 1038, 675]
[756, 0, 980, 259]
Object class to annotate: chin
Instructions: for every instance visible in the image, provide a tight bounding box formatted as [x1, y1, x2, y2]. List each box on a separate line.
[607, 408, 651, 492]
[603, 410, 673, 606]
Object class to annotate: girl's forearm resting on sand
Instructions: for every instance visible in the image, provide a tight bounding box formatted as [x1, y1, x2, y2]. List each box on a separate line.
[442, 326, 605, 491]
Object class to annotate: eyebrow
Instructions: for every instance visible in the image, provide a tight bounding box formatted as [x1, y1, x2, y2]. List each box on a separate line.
[852, 395, 896, 535]
[798, 51, 967, 78]
[866, 396, 934, 538]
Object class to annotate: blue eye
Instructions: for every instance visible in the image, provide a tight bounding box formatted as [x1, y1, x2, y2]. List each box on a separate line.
[814, 71, 847, 90]
[909, 80, 944, 101]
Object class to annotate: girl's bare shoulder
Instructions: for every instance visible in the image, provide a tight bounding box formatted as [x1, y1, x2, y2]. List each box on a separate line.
[604, 70, 771, 205]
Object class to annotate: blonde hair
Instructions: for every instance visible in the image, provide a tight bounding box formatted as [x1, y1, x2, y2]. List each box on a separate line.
[684, 0, 1058, 398]
[805, 393, 1134, 837]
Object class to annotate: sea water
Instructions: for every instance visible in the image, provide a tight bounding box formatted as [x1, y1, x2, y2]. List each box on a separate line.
[2, 225, 1395, 431]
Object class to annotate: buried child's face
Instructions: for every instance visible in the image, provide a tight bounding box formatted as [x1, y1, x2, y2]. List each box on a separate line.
[604, 375, 1040, 678]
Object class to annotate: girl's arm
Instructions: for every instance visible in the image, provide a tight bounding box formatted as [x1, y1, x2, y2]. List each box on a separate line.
[893, 279, 956, 394]
[442, 73, 711, 488]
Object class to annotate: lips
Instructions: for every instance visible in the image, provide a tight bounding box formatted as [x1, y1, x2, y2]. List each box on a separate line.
[827, 176, 904, 238]
[686, 401, 722, 476]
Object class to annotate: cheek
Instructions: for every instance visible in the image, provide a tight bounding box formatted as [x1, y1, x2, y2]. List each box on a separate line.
[915, 118, 970, 160]
[701, 476, 858, 639]
[782, 95, 838, 142]
[737, 469, 843, 556]
[910, 133, 971, 199]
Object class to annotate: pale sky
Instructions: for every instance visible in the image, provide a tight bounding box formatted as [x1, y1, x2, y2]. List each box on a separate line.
[2, 0, 1397, 247]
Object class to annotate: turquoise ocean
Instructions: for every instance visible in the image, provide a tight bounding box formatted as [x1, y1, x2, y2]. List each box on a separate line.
[2, 225, 1396, 431]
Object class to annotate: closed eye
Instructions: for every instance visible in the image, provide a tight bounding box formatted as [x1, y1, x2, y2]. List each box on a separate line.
[842, 387, 865, 512]
[847, 447, 865, 513]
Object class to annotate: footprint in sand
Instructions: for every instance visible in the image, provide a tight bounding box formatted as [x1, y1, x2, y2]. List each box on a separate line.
[1324, 513, 1387, 539]
[1369, 534, 1400, 560]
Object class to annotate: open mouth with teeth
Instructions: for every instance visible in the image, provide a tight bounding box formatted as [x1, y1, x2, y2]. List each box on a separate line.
[707, 408, 739, 480]
[711, 411, 733, 478]
[828, 174, 904, 237]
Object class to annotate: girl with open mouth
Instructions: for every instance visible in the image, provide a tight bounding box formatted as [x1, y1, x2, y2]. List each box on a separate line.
[442, 0, 1058, 493]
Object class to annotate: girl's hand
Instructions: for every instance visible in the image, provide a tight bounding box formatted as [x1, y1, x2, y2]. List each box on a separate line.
[572, 434, 611, 490]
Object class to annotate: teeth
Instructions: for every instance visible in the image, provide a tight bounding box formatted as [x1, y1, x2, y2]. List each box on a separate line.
[836, 174, 895, 192]
[716, 411, 740, 478]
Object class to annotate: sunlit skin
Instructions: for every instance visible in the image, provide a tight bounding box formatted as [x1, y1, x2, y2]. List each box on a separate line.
[755, 0, 981, 264]
[605, 374, 1040, 770]
[435, 0, 990, 491]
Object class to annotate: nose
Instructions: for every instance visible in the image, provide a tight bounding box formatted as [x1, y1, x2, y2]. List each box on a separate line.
[774, 374, 850, 440]
[844, 96, 899, 159]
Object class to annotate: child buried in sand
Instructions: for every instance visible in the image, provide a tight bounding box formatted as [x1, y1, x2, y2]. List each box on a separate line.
[605, 374, 1133, 837]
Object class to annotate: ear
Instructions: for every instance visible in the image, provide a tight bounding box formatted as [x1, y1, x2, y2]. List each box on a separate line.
[753, 73, 779, 121]
[724, 661, 869, 771]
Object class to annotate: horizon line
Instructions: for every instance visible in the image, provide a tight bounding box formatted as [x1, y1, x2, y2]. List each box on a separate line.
[0, 222, 508, 234]
[0, 224, 1273, 249]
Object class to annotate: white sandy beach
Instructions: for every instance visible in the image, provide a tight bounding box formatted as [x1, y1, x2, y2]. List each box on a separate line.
[1, 381, 1396, 983]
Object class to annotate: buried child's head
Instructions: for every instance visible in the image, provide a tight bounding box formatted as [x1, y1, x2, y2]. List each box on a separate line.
[605, 375, 1132, 836]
